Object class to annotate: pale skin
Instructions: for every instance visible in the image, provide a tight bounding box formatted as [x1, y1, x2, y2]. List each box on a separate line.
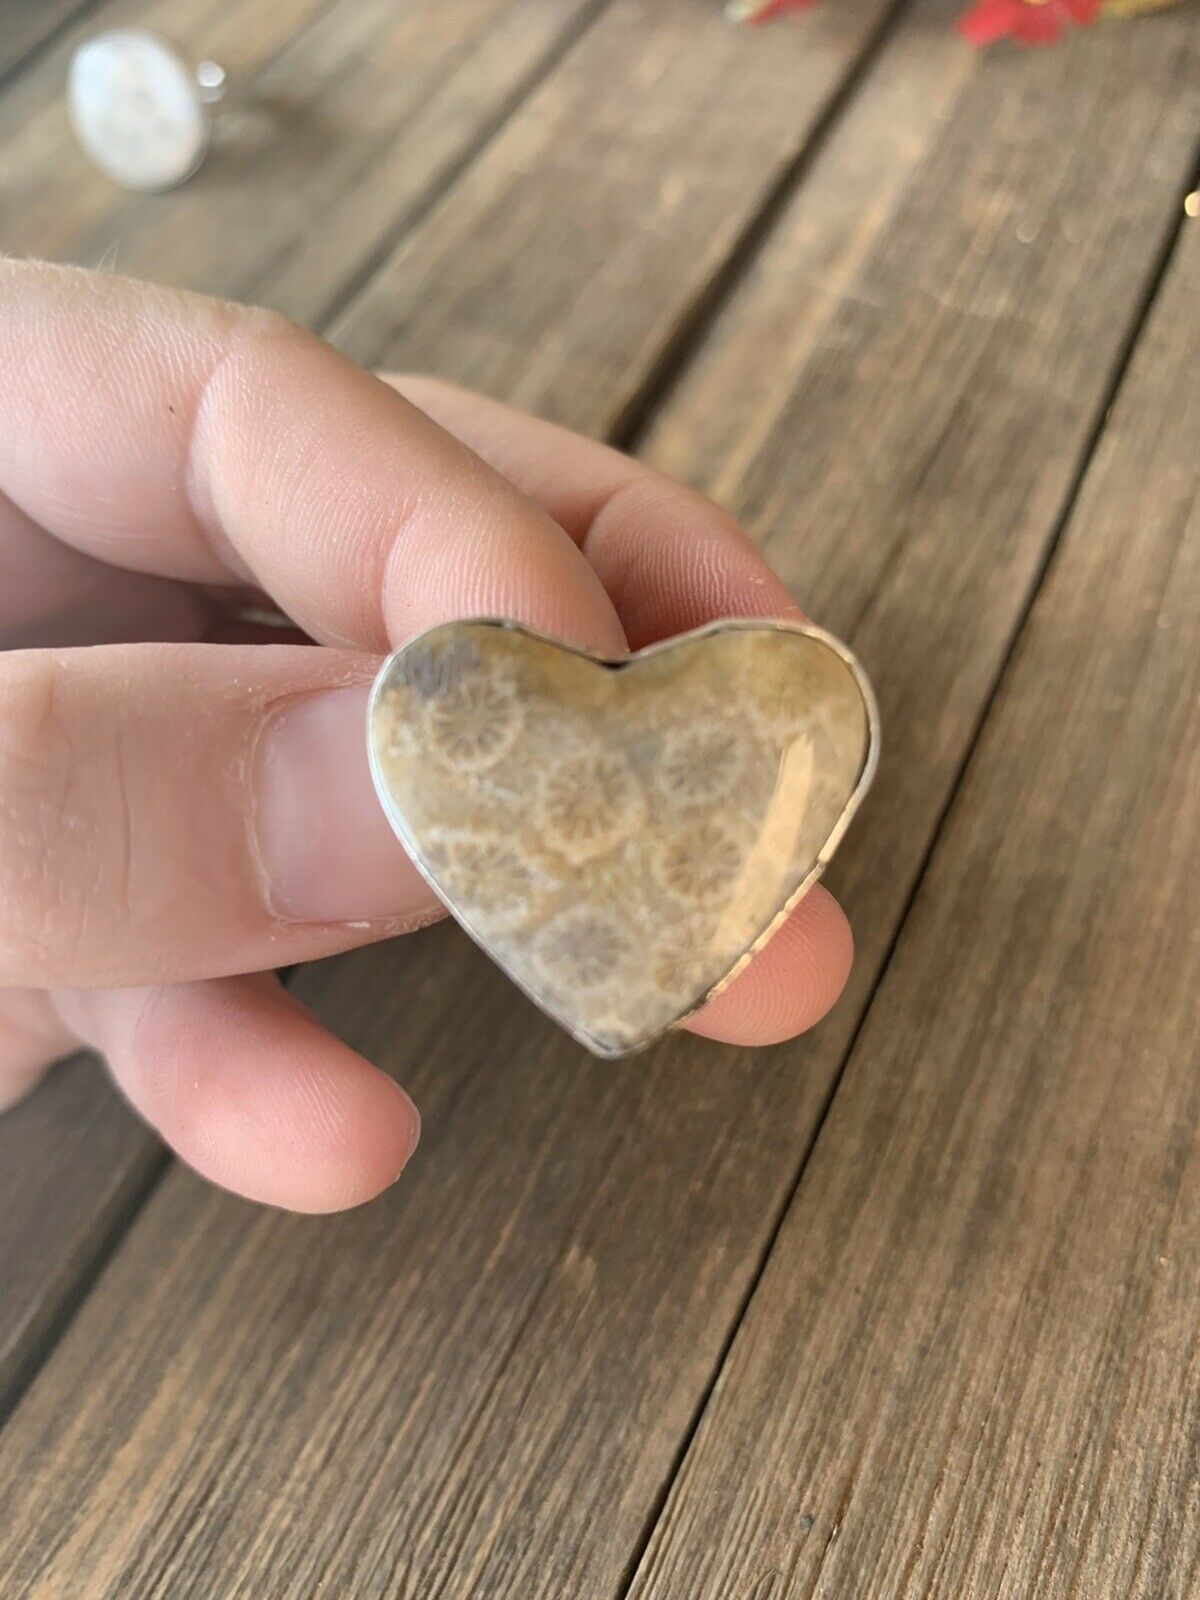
[0, 259, 854, 1213]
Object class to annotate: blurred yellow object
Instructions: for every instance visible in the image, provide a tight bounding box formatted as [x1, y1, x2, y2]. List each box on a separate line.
[1101, 0, 1187, 13]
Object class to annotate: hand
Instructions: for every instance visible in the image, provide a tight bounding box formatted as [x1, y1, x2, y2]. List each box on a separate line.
[0, 261, 854, 1211]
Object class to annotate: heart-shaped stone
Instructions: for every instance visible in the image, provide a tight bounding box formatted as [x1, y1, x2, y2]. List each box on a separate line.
[368, 619, 877, 1057]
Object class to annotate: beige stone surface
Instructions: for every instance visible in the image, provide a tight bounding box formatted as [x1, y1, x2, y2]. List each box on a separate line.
[370, 620, 876, 1055]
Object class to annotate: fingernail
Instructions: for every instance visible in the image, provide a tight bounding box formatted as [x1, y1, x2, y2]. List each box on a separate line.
[394, 1084, 422, 1178]
[253, 683, 438, 924]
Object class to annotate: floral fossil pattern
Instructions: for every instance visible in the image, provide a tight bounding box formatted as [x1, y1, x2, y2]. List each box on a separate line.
[370, 619, 877, 1056]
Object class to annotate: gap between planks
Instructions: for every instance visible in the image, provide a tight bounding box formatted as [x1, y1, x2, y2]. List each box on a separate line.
[609, 129, 1200, 1600]
[625, 178, 1200, 1600]
[311, 0, 615, 333]
[0, 0, 101, 88]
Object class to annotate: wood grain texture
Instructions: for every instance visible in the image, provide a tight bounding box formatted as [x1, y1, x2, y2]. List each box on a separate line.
[638, 4, 1200, 1072]
[0, 0, 606, 311]
[0, 0, 98, 80]
[627, 197, 1200, 1600]
[0, 4, 1196, 1598]
[329, 0, 903, 430]
[0, 0, 337, 259]
[0, 1057, 163, 1407]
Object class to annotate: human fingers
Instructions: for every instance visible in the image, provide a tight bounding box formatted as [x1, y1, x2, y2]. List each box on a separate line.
[0, 628, 854, 1048]
[56, 975, 419, 1211]
[0, 488, 208, 649]
[0, 262, 854, 1046]
[0, 897, 843, 1137]
[685, 884, 854, 1046]
[384, 374, 803, 646]
[0, 643, 446, 988]
[0, 989, 77, 1110]
[0, 262, 625, 656]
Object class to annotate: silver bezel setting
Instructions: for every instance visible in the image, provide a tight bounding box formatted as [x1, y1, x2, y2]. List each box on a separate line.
[368, 616, 880, 1058]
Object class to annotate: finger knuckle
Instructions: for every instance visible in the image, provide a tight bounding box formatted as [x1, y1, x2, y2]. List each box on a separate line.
[592, 472, 740, 546]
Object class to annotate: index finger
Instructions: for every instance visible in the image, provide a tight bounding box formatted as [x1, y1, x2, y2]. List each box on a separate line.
[0, 262, 626, 656]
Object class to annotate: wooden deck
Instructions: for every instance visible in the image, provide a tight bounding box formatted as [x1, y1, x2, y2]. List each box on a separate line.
[0, 0, 1197, 1593]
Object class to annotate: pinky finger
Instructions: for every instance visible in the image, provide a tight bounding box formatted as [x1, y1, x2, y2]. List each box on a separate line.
[55, 975, 420, 1213]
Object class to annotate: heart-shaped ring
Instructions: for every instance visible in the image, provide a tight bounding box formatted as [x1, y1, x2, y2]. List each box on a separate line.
[368, 618, 878, 1057]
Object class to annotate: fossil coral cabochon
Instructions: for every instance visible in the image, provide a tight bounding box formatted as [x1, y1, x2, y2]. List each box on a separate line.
[368, 618, 878, 1057]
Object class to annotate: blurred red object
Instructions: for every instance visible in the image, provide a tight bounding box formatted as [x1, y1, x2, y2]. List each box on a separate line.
[728, 0, 1116, 38]
[956, 0, 1100, 40]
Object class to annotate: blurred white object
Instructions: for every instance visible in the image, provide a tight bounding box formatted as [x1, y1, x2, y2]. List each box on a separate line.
[68, 30, 226, 192]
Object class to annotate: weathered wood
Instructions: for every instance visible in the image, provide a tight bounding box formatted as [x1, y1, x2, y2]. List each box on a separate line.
[253, 0, 615, 325]
[0, 0, 97, 81]
[627, 194, 1200, 1600]
[0, 0, 337, 260]
[330, 0, 903, 430]
[0, 1056, 163, 1408]
[0, 5, 1195, 1598]
[46, 0, 612, 321]
[637, 6, 1200, 1047]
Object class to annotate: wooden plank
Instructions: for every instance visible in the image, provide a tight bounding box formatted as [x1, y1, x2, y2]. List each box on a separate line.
[626, 195, 1200, 1600]
[38, 0, 612, 321]
[0, 1056, 163, 1408]
[0, 0, 610, 1443]
[0, 7, 1196, 1599]
[0, 0, 97, 81]
[0, 0, 606, 300]
[247, 0, 615, 325]
[329, 0, 904, 430]
[0, 0, 338, 260]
